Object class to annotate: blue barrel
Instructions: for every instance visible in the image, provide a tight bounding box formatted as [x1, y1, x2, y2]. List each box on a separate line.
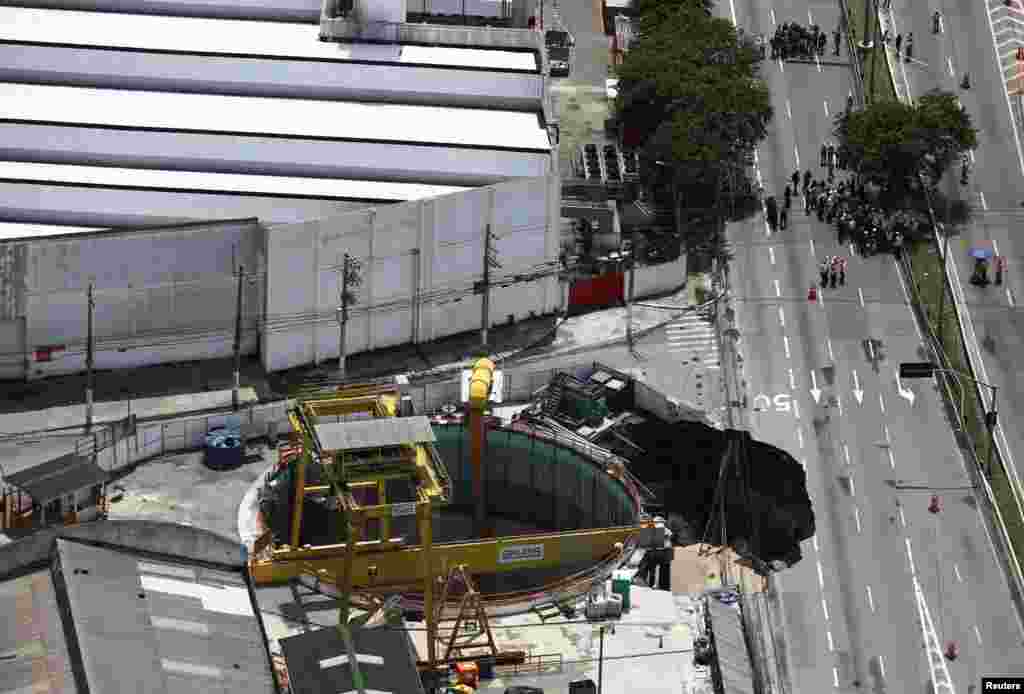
[205, 427, 243, 470]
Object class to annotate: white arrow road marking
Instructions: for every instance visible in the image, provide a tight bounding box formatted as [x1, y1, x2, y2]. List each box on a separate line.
[810, 370, 822, 403]
[852, 370, 864, 404]
[826, 629, 835, 652]
[896, 368, 916, 406]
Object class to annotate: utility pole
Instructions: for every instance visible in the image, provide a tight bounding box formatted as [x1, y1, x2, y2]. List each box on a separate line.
[85, 282, 95, 433]
[476, 225, 501, 351]
[232, 264, 244, 411]
[625, 244, 637, 349]
[336, 253, 363, 378]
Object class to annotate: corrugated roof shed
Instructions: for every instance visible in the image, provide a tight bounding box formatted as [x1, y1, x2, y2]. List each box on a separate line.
[4, 452, 107, 504]
[280, 622, 425, 694]
[707, 597, 756, 694]
[54, 538, 276, 694]
[314, 415, 436, 451]
[0, 571, 77, 694]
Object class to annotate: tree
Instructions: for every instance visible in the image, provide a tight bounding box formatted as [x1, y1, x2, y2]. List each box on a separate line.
[834, 88, 977, 202]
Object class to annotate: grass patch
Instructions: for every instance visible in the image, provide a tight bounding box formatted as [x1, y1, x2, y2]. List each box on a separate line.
[842, 1, 897, 105]
[908, 243, 1024, 564]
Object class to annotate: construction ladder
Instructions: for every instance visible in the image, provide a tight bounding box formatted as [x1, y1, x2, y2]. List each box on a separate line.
[433, 565, 499, 663]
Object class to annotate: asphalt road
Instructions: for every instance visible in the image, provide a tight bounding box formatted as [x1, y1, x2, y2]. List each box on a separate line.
[714, 0, 1024, 689]
[885, 0, 1024, 584]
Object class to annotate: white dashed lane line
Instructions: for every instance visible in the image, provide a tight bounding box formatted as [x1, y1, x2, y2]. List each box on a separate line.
[898, 506, 906, 528]
[866, 585, 875, 613]
[954, 564, 962, 583]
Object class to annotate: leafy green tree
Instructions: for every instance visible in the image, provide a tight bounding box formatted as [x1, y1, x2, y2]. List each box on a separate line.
[834, 88, 977, 200]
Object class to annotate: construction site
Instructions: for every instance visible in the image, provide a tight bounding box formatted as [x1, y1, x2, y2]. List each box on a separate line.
[243, 359, 814, 693]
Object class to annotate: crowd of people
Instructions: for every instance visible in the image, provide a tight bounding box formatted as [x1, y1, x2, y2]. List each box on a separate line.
[769, 23, 841, 60]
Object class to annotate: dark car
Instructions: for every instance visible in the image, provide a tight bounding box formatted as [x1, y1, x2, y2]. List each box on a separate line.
[505, 687, 545, 694]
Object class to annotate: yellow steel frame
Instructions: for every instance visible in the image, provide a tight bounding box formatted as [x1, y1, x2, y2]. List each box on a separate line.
[256, 383, 645, 672]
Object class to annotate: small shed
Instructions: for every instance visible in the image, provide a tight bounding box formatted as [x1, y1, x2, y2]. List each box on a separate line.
[2, 452, 108, 527]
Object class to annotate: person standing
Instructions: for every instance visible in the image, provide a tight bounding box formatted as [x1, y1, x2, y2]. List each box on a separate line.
[894, 33, 902, 57]
[780, 206, 789, 230]
[803, 169, 812, 194]
[839, 256, 847, 286]
[784, 184, 792, 209]
[904, 33, 913, 62]
[820, 144, 828, 167]
[833, 29, 841, 56]
[791, 170, 800, 189]
[820, 258, 831, 288]
[829, 259, 838, 288]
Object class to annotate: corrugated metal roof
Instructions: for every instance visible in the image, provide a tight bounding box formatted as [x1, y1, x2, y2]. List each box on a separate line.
[4, 452, 108, 503]
[707, 597, 756, 694]
[0, 83, 552, 152]
[280, 623, 425, 694]
[314, 415, 435, 451]
[55, 538, 275, 694]
[0, 570, 76, 694]
[0, 6, 538, 72]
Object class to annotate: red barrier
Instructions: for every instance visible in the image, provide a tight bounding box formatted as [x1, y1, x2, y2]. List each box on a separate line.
[569, 272, 625, 308]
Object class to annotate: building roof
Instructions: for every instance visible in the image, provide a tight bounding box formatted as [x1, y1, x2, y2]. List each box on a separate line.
[0, 6, 539, 73]
[0, 223, 104, 240]
[4, 452, 108, 504]
[0, 570, 77, 694]
[0, 161, 468, 206]
[313, 415, 436, 451]
[0, 522, 274, 694]
[0, 83, 552, 152]
[280, 621, 424, 694]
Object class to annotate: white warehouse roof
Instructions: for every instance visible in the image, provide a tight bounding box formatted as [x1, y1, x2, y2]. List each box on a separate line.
[0, 161, 468, 201]
[0, 222, 104, 240]
[0, 83, 551, 152]
[0, 6, 539, 72]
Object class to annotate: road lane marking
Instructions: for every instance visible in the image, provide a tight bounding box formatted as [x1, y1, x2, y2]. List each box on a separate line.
[974, 624, 983, 645]
[821, 598, 830, 621]
[812, 535, 819, 552]
[778, 58, 785, 72]
[968, 148, 975, 165]
[817, 560, 825, 587]
[849, 475, 855, 496]
[789, 368, 796, 389]
[774, 279, 781, 297]
[854, 505, 862, 532]
[980, 191, 988, 210]
[786, 99, 793, 119]
[797, 427, 804, 448]
[807, 8, 814, 24]
[793, 399, 801, 420]
[826, 629, 835, 652]
[823, 100, 830, 118]
[836, 394, 843, 415]
[810, 238, 816, 256]
[849, 242, 856, 257]
[833, 667, 839, 688]
[843, 443, 851, 465]
[826, 338, 834, 361]
[879, 393, 886, 414]
[898, 506, 906, 528]
[884, 424, 891, 443]
[728, 0, 737, 24]
[784, 335, 791, 358]
[878, 655, 886, 679]
[858, 288, 865, 307]
[905, 537, 917, 576]
[770, 7, 776, 24]
[801, 458, 807, 471]
[778, 305, 786, 327]
[1008, 288, 1015, 306]
[954, 563, 962, 583]
[866, 585, 875, 612]
[887, 448, 896, 469]
[794, 145, 801, 170]
[769, 246, 776, 264]
[947, 56, 955, 77]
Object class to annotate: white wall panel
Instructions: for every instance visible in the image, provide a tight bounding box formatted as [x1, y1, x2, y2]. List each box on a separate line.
[0, 0, 324, 24]
[261, 176, 560, 373]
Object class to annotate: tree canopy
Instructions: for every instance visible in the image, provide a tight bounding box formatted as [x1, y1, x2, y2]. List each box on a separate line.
[614, 0, 771, 218]
[833, 89, 977, 198]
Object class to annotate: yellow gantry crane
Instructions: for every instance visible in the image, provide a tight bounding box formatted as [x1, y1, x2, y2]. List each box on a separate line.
[250, 366, 647, 678]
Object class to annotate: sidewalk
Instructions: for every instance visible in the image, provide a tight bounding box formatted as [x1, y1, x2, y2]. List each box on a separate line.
[0, 275, 707, 417]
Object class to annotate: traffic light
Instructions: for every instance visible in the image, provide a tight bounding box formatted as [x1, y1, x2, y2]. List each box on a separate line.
[899, 362, 936, 379]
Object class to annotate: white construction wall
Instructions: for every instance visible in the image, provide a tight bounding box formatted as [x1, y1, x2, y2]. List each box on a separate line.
[632, 254, 687, 298]
[261, 175, 561, 372]
[12, 220, 265, 380]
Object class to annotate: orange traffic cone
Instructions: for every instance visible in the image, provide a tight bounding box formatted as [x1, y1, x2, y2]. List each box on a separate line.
[808, 285, 817, 302]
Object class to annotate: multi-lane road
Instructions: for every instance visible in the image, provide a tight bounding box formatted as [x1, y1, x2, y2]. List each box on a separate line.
[883, 0, 1024, 575]
[714, 0, 1024, 689]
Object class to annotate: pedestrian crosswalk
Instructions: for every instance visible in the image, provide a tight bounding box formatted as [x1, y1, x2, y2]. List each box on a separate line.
[665, 309, 720, 368]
